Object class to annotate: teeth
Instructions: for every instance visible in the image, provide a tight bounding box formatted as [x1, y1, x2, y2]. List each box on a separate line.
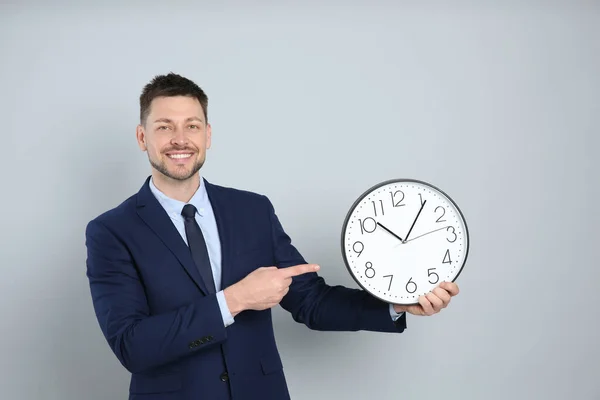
[168, 154, 192, 159]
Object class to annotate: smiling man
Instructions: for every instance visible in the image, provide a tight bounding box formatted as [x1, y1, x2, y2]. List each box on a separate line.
[84, 72, 459, 400]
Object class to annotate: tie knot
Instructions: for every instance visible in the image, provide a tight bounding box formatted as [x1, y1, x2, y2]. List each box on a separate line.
[181, 204, 197, 219]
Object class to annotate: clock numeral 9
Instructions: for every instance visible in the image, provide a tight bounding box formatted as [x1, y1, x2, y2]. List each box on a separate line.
[365, 262, 375, 278]
[428, 268, 439, 284]
[371, 200, 385, 216]
[358, 217, 377, 235]
[446, 226, 457, 242]
[405, 277, 417, 294]
[390, 190, 405, 207]
[352, 241, 364, 257]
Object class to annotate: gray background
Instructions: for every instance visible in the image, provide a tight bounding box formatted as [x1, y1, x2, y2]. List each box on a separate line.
[1, 1, 598, 399]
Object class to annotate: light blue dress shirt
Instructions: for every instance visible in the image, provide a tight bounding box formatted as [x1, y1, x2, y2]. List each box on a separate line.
[149, 175, 404, 327]
[149, 176, 235, 327]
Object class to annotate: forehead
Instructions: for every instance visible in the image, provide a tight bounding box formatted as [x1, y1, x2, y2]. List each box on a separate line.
[148, 96, 204, 120]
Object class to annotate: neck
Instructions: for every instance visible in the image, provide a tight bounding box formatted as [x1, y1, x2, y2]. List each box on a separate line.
[151, 170, 201, 203]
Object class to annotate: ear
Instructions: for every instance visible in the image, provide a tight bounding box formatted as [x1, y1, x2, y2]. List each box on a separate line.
[206, 123, 212, 149]
[136, 124, 147, 151]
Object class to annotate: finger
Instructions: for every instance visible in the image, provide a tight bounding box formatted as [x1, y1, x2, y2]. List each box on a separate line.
[440, 281, 460, 296]
[432, 287, 451, 307]
[418, 295, 435, 316]
[426, 292, 444, 313]
[280, 264, 320, 278]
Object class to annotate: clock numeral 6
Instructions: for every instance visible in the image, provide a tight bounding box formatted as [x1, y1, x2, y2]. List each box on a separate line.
[446, 226, 457, 243]
[358, 217, 377, 235]
[352, 241, 364, 257]
[365, 262, 375, 278]
[405, 277, 417, 294]
[428, 268, 439, 284]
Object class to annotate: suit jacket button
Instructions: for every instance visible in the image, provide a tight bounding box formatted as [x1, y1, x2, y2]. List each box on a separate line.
[220, 372, 229, 382]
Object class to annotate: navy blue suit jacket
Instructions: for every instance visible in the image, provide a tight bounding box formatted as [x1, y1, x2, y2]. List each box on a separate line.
[85, 176, 406, 400]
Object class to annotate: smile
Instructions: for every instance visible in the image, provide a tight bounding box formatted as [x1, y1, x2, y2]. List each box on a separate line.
[167, 153, 193, 159]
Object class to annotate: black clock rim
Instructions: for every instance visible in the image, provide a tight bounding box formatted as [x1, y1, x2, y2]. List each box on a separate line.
[340, 178, 470, 306]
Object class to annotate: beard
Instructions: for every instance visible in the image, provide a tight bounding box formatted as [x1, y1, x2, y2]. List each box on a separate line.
[149, 153, 205, 181]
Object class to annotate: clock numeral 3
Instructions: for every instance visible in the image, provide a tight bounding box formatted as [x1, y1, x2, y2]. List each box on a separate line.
[383, 274, 393, 291]
[352, 241, 364, 257]
[390, 190, 405, 207]
[446, 226, 457, 243]
[428, 268, 439, 284]
[442, 249, 452, 265]
[405, 277, 417, 294]
[358, 217, 377, 235]
[435, 206, 446, 223]
[371, 200, 385, 216]
[365, 262, 375, 278]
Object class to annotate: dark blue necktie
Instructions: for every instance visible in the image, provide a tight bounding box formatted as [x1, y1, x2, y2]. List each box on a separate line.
[181, 204, 216, 294]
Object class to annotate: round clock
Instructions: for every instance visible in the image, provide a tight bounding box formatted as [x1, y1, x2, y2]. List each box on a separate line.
[341, 179, 469, 305]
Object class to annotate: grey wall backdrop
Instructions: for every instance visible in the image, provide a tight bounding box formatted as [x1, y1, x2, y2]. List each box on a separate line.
[1, 1, 598, 399]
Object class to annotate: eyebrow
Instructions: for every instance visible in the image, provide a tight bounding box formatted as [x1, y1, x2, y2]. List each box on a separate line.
[153, 117, 204, 124]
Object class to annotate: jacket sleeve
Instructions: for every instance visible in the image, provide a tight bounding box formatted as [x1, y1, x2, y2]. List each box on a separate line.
[266, 197, 406, 333]
[85, 219, 227, 374]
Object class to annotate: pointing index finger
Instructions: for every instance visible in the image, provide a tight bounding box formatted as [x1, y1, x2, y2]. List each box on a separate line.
[280, 264, 320, 278]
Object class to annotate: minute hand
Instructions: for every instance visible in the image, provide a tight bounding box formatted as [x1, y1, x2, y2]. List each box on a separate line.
[403, 200, 426, 243]
[404, 226, 448, 243]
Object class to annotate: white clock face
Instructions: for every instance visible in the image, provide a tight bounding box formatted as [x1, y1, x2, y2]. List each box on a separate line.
[341, 179, 469, 305]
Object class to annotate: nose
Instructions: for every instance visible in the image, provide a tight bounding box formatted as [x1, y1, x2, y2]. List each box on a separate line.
[170, 126, 188, 146]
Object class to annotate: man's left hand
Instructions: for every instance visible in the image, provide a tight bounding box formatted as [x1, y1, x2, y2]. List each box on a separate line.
[393, 281, 459, 316]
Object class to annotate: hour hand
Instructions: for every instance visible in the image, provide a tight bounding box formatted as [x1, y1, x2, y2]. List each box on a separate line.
[376, 222, 404, 243]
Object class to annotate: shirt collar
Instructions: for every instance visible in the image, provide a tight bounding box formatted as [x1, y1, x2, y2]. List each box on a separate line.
[149, 174, 208, 218]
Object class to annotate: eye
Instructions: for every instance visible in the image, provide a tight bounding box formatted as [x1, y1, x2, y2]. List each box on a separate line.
[189, 124, 199, 129]
[157, 125, 170, 131]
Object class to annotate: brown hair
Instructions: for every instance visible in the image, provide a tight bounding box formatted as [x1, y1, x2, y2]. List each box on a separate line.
[139, 72, 208, 125]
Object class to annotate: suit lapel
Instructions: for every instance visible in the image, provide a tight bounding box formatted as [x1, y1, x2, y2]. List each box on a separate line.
[135, 176, 210, 295]
[204, 179, 234, 289]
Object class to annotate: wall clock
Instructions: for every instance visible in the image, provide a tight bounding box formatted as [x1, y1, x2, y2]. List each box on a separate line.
[341, 179, 469, 305]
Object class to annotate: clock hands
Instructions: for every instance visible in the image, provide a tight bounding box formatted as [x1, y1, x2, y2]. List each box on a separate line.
[403, 200, 426, 243]
[376, 222, 404, 243]
[403, 226, 448, 243]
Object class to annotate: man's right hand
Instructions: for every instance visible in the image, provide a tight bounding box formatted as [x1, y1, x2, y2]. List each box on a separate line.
[223, 264, 320, 317]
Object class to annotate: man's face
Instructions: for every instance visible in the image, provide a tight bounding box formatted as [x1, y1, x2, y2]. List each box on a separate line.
[136, 96, 211, 181]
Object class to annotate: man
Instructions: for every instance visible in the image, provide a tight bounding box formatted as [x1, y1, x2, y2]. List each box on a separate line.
[85, 73, 459, 400]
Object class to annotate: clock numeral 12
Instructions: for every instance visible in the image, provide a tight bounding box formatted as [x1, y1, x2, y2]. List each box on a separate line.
[390, 190, 405, 207]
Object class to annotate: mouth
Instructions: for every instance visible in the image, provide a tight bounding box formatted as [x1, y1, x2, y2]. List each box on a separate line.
[166, 152, 194, 160]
